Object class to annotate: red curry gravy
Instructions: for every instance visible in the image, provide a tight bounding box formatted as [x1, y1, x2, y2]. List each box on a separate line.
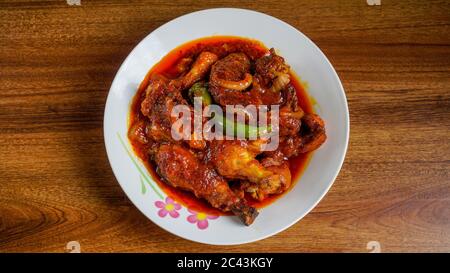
[129, 36, 313, 215]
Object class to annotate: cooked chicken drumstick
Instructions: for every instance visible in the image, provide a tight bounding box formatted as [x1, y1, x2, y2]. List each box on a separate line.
[155, 144, 258, 225]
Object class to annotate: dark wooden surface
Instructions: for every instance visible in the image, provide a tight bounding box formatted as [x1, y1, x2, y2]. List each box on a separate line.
[0, 0, 449, 252]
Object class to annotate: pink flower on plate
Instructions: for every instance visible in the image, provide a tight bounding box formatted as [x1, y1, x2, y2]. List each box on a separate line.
[155, 197, 181, 218]
[187, 209, 219, 230]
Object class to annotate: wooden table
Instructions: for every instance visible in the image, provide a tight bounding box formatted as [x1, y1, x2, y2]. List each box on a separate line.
[1, 0, 449, 253]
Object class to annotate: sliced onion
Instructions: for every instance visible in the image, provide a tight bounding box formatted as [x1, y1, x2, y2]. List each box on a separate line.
[216, 73, 253, 91]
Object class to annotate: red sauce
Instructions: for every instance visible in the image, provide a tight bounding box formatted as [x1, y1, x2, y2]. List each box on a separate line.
[129, 36, 313, 215]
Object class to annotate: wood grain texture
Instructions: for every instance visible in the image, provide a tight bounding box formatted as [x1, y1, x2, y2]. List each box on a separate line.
[0, 0, 449, 252]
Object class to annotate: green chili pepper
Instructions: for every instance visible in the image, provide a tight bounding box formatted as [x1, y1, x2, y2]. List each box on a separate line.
[188, 82, 212, 106]
[188, 82, 271, 138]
[213, 114, 271, 139]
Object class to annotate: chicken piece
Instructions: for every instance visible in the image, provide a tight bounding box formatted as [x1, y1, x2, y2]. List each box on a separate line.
[209, 140, 270, 183]
[141, 75, 168, 118]
[279, 106, 304, 136]
[179, 51, 218, 90]
[208, 140, 292, 201]
[209, 53, 262, 106]
[209, 53, 253, 91]
[155, 144, 258, 225]
[252, 48, 291, 105]
[263, 113, 327, 161]
[281, 83, 300, 111]
[140, 75, 175, 142]
[128, 119, 149, 145]
[209, 49, 291, 107]
[278, 83, 304, 136]
[141, 52, 219, 143]
[238, 162, 292, 201]
[141, 51, 219, 120]
[254, 48, 290, 91]
[173, 57, 193, 76]
[297, 113, 327, 153]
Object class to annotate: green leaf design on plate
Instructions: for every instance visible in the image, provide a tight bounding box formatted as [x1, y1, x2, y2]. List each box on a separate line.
[140, 176, 147, 195]
[117, 132, 164, 199]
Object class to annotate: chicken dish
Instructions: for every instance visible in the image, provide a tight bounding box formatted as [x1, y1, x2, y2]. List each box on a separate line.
[128, 36, 326, 225]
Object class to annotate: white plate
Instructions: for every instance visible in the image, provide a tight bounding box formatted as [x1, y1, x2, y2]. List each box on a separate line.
[104, 8, 349, 245]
